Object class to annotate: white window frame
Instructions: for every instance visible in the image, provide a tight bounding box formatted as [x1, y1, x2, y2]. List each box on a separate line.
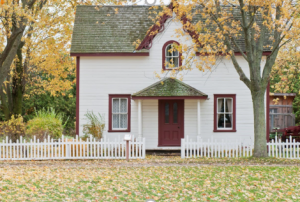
[112, 98, 128, 130]
[217, 97, 233, 130]
[165, 44, 179, 69]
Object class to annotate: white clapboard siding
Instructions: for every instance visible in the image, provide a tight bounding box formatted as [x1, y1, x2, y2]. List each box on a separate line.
[79, 19, 260, 149]
[181, 136, 253, 158]
[267, 136, 300, 159]
[0, 135, 145, 160]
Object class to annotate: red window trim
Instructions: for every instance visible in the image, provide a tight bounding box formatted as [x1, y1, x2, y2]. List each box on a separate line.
[162, 40, 182, 70]
[108, 94, 131, 132]
[213, 94, 236, 132]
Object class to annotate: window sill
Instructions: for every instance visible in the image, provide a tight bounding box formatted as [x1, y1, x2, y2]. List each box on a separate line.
[213, 129, 237, 132]
[163, 68, 179, 71]
[107, 130, 130, 133]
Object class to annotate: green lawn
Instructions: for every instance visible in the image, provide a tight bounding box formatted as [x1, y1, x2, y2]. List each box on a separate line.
[0, 157, 299, 201]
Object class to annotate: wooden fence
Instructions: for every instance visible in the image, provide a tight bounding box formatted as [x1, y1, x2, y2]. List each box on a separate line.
[181, 136, 253, 158]
[0, 135, 146, 160]
[267, 136, 300, 159]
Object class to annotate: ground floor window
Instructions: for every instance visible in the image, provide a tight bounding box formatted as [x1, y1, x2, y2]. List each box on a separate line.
[214, 94, 236, 132]
[108, 94, 131, 132]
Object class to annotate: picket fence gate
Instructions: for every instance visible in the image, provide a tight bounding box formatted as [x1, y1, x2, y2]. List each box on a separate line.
[181, 136, 254, 158]
[0, 135, 146, 160]
[267, 136, 300, 159]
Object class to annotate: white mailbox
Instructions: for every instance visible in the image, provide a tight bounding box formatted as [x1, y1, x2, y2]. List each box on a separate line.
[124, 134, 132, 141]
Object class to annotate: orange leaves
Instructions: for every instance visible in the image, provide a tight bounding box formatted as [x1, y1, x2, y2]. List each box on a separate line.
[0, 0, 4, 5]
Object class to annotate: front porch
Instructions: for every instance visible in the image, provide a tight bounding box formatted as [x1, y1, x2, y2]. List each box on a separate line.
[132, 78, 208, 150]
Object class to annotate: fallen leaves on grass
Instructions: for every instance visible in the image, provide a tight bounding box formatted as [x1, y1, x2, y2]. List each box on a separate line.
[0, 157, 299, 201]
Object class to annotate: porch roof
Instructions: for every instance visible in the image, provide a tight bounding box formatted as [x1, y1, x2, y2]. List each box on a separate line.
[132, 78, 208, 99]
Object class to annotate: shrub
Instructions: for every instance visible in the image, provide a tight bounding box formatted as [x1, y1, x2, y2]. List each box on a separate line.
[0, 115, 26, 142]
[82, 111, 105, 140]
[27, 108, 68, 140]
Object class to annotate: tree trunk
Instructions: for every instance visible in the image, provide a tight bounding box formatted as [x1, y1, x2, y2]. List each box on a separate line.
[12, 43, 24, 116]
[251, 90, 268, 157]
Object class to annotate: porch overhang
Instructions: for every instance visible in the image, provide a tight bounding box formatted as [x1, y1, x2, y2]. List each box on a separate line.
[132, 78, 208, 100]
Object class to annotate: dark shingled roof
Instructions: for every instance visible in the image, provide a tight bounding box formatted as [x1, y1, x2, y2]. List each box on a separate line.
[191, 7, 272, 52]
[71, 5, 272, 54]
[132, 78, 207, 97]
[71, 5, 153, 53]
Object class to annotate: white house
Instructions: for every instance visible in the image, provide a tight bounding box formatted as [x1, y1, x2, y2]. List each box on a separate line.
[70, 4, 271, 150]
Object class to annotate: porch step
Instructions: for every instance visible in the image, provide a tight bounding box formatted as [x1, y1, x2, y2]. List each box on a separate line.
[146, 150, 181, 156]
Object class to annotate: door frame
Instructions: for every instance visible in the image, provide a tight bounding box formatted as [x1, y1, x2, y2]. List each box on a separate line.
[158, 99, 185, 147]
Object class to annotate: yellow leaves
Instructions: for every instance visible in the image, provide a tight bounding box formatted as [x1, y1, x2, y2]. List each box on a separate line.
[0, 159, 299, 201]
[0, 115, 26, 137]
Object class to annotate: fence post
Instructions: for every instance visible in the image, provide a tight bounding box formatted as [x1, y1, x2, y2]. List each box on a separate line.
[67, 144, 70, 158]
[181, 138, 185, 158]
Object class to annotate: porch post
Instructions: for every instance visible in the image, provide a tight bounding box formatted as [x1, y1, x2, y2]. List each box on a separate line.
[138, 100, 143, 139]
[197, 100, 201, 138]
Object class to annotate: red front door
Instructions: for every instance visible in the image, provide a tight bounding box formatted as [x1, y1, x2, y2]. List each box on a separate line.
[159, 100, 184, 146]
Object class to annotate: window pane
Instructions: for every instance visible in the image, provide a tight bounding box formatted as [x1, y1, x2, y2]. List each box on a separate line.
[218, 99, 224, 113]
[225, 99, 232, 113]
[165, 103, 169, 123]
[165, 57, 171, 69]
[166, 45, 172, 57]
[225, 114, 232, 128]
[112, 99, 119, 113]
[120, 99, 127, 113]
[120, 114, 128, 129]
[173, 48, 179, 56]
[218, 114, 224, 128]
[174, 57, 179, 67]
[173, 102, 178, 123]
[113, 114, 119, 128]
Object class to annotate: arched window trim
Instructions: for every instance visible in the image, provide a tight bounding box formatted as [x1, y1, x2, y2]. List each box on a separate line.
[162, 40, 182, 70]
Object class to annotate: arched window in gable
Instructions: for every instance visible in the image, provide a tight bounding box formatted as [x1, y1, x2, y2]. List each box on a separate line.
[162, 40, 181, 70]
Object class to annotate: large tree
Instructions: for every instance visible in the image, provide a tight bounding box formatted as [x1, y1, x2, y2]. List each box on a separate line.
[0, 0, 124, 120]
[157, 0, 300, 157]
[0, 0, 42, 119]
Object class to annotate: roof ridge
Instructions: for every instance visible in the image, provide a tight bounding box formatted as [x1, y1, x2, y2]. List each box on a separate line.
[132, 78, 169, 96]
[132, 77, 208, 97]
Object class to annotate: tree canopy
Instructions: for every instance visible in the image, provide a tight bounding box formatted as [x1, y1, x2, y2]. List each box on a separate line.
[151, 0, 300, 157]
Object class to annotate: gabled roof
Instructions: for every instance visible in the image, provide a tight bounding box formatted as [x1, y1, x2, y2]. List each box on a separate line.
[71, 5, 273, 54]
[132, 78, 207, 97]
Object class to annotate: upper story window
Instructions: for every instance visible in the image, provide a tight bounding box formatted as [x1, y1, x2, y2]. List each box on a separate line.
[108, 94, 131, 132]
[214, 94, 236, 132]
[162, 40, 181, 70]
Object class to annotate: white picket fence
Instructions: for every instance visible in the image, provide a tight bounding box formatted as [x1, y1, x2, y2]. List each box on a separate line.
[0, 135, 145, 160]
[267, 136, 300, 159]
[181, 136, 254, 158]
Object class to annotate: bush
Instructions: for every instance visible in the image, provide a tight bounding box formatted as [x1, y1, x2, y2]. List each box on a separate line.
[82, 111, 105, 140]
[0, 115, 26, 142]
[27, 108, 68, 140]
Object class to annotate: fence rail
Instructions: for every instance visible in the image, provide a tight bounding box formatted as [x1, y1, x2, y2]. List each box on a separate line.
[0, 135, 145, 160]
[267, 136, 300, 159]
[181, 136, 253, 158]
